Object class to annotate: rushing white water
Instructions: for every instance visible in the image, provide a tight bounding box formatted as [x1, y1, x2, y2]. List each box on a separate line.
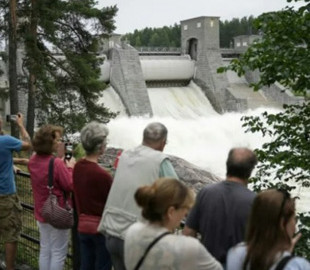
[149, 81, 217, 119]
[101, 82, 309, 213]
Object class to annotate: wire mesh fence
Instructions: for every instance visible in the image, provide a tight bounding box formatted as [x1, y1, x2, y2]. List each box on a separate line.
[0, 171, 75, 270]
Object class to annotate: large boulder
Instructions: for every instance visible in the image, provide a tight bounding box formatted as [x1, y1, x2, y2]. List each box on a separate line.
[101, 147, 222, 193]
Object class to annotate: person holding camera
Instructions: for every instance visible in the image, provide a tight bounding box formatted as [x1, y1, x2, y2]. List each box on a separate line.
[0, 113, 32, 270]
[28, 125, 75, 270]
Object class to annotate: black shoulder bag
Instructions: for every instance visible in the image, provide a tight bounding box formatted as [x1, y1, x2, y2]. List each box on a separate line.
[133, 231, 171, 270]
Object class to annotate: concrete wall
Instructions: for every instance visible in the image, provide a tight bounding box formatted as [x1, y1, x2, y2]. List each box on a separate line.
[245, 69, 303, 106]
[180, 16, 240, 113]
[110, 44, 153, 116]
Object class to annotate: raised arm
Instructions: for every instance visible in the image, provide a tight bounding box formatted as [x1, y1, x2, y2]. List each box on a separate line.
[16, 113, 32, 151]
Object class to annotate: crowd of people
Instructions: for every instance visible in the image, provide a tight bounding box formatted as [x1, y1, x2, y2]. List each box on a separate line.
[0, 114, 309, 270]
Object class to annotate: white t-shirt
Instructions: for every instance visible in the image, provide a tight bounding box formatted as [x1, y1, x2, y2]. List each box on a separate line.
[124, 221, 223, 270]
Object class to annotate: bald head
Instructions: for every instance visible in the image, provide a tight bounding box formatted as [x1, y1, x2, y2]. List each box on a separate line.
[226, 147, 257, 180]
[142, 122, 168, 150]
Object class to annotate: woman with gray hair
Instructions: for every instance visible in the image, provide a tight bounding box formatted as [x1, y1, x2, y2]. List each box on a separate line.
[73, 122, 113, 270]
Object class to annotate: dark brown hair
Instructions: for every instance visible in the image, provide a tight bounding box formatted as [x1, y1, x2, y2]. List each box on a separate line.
[32, 125, 63, 155]
[135, 178, 194, 223]
[243, 189, 295, 270]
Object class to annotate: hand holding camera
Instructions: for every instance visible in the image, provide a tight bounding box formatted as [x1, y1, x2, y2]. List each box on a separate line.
[65, 156, 76, 169]
[6, 113, 24, 127]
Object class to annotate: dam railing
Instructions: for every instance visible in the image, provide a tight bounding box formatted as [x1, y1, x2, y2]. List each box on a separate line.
[135, 46, 181, 55]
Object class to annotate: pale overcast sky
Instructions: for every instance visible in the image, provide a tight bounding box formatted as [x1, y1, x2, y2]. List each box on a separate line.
[97, 0, 302, 34]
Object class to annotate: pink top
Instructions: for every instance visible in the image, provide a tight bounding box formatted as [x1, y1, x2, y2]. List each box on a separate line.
[28, 154, 73, 222]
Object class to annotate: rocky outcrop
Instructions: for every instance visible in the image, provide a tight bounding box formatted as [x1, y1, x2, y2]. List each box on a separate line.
[101, 147, 222, 193]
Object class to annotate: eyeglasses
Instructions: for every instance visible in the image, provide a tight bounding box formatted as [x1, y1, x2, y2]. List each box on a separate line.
[277, 188, 290, 221]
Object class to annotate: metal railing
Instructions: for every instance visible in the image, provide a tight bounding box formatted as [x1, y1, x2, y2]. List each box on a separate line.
[134, 46, 181, 55]
[1, 171, 75, 270]
[134, 46, 181, 52]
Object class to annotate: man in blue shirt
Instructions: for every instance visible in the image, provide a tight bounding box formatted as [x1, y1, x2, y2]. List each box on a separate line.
[0, 114, 31, 270]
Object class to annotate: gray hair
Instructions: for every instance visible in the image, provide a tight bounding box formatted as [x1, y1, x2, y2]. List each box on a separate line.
[80, 121, 109, 155]
[143, 122, 168, 143]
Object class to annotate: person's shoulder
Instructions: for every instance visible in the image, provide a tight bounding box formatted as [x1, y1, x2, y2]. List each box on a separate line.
[1, 134, 21, 143]
[126, 222, 144, 237]
[54, 156, 67, 168]
[227, 181, 255, 197]
[198, 182, 224, 197]
[201, 181, 222, 191]
[174, 234, 203, 248]
[226, 243, 247, 270]
[227, 242, 247, 258]
[286, 256, 310, 269]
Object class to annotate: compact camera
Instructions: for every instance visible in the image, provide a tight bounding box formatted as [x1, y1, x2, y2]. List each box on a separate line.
[64, 142, 73, 160]
[6, 114, 18, 122]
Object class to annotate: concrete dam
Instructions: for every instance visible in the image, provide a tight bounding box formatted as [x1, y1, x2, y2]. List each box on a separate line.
[97, 16, 299, 118]
[0, 16, 301, 120]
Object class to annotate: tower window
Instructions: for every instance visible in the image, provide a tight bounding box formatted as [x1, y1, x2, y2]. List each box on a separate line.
[197, 22, 201, 28]
[184, 25, 188, 30]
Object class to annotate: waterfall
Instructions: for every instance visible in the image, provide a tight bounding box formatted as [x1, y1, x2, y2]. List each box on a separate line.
[100, 82, 309, 213]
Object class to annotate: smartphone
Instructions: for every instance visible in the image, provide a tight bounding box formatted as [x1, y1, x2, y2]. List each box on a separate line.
[6, 114, 17, 122]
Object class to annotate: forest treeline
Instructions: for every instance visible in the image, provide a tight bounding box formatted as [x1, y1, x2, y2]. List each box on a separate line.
[123, 16, 258, 48]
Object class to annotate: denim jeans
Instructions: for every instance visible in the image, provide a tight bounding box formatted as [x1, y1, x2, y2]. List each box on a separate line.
[79, 233, 112, 270]
[105, 234, 126, 270]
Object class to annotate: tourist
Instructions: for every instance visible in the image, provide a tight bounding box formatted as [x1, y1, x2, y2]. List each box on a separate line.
[226, 189, 310, 270]
[98, 122, 178, 270]
[124, 178, 222, 270]
[183, 147, 257, 266]
[28, 125, 75, 270]
[0, 113, 31, 270]
[73, 122, 112, 270]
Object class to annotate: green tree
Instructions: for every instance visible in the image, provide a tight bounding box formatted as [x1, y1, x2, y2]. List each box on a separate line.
[219, 0, 310, 258]
[8, 0, 19, 137]
[0, 0, 118, 136]
[123, 24, 181, 48]
[219, 16, 258, 48]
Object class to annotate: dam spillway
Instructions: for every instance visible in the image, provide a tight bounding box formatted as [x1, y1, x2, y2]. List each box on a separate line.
[100, 81, 218, 119]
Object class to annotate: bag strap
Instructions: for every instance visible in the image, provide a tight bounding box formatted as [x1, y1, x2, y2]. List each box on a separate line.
[134, 231, 170, 270]
[48, 157, 55, 188]
[48, 157, 69, 202]
[275, 255, 294, 270]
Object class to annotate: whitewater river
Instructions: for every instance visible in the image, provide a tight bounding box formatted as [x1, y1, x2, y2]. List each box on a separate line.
[100, 82, 310, 214]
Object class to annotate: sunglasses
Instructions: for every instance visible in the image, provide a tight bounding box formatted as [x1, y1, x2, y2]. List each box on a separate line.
[277, 188, 290, 221]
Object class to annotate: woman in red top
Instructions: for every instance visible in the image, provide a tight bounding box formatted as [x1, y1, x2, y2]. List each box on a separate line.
[28, 125, 75, 270]
[73, 121, 113, 270]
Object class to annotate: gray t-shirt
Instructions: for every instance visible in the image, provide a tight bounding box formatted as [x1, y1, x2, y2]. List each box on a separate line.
[185, 180, 255, 264]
